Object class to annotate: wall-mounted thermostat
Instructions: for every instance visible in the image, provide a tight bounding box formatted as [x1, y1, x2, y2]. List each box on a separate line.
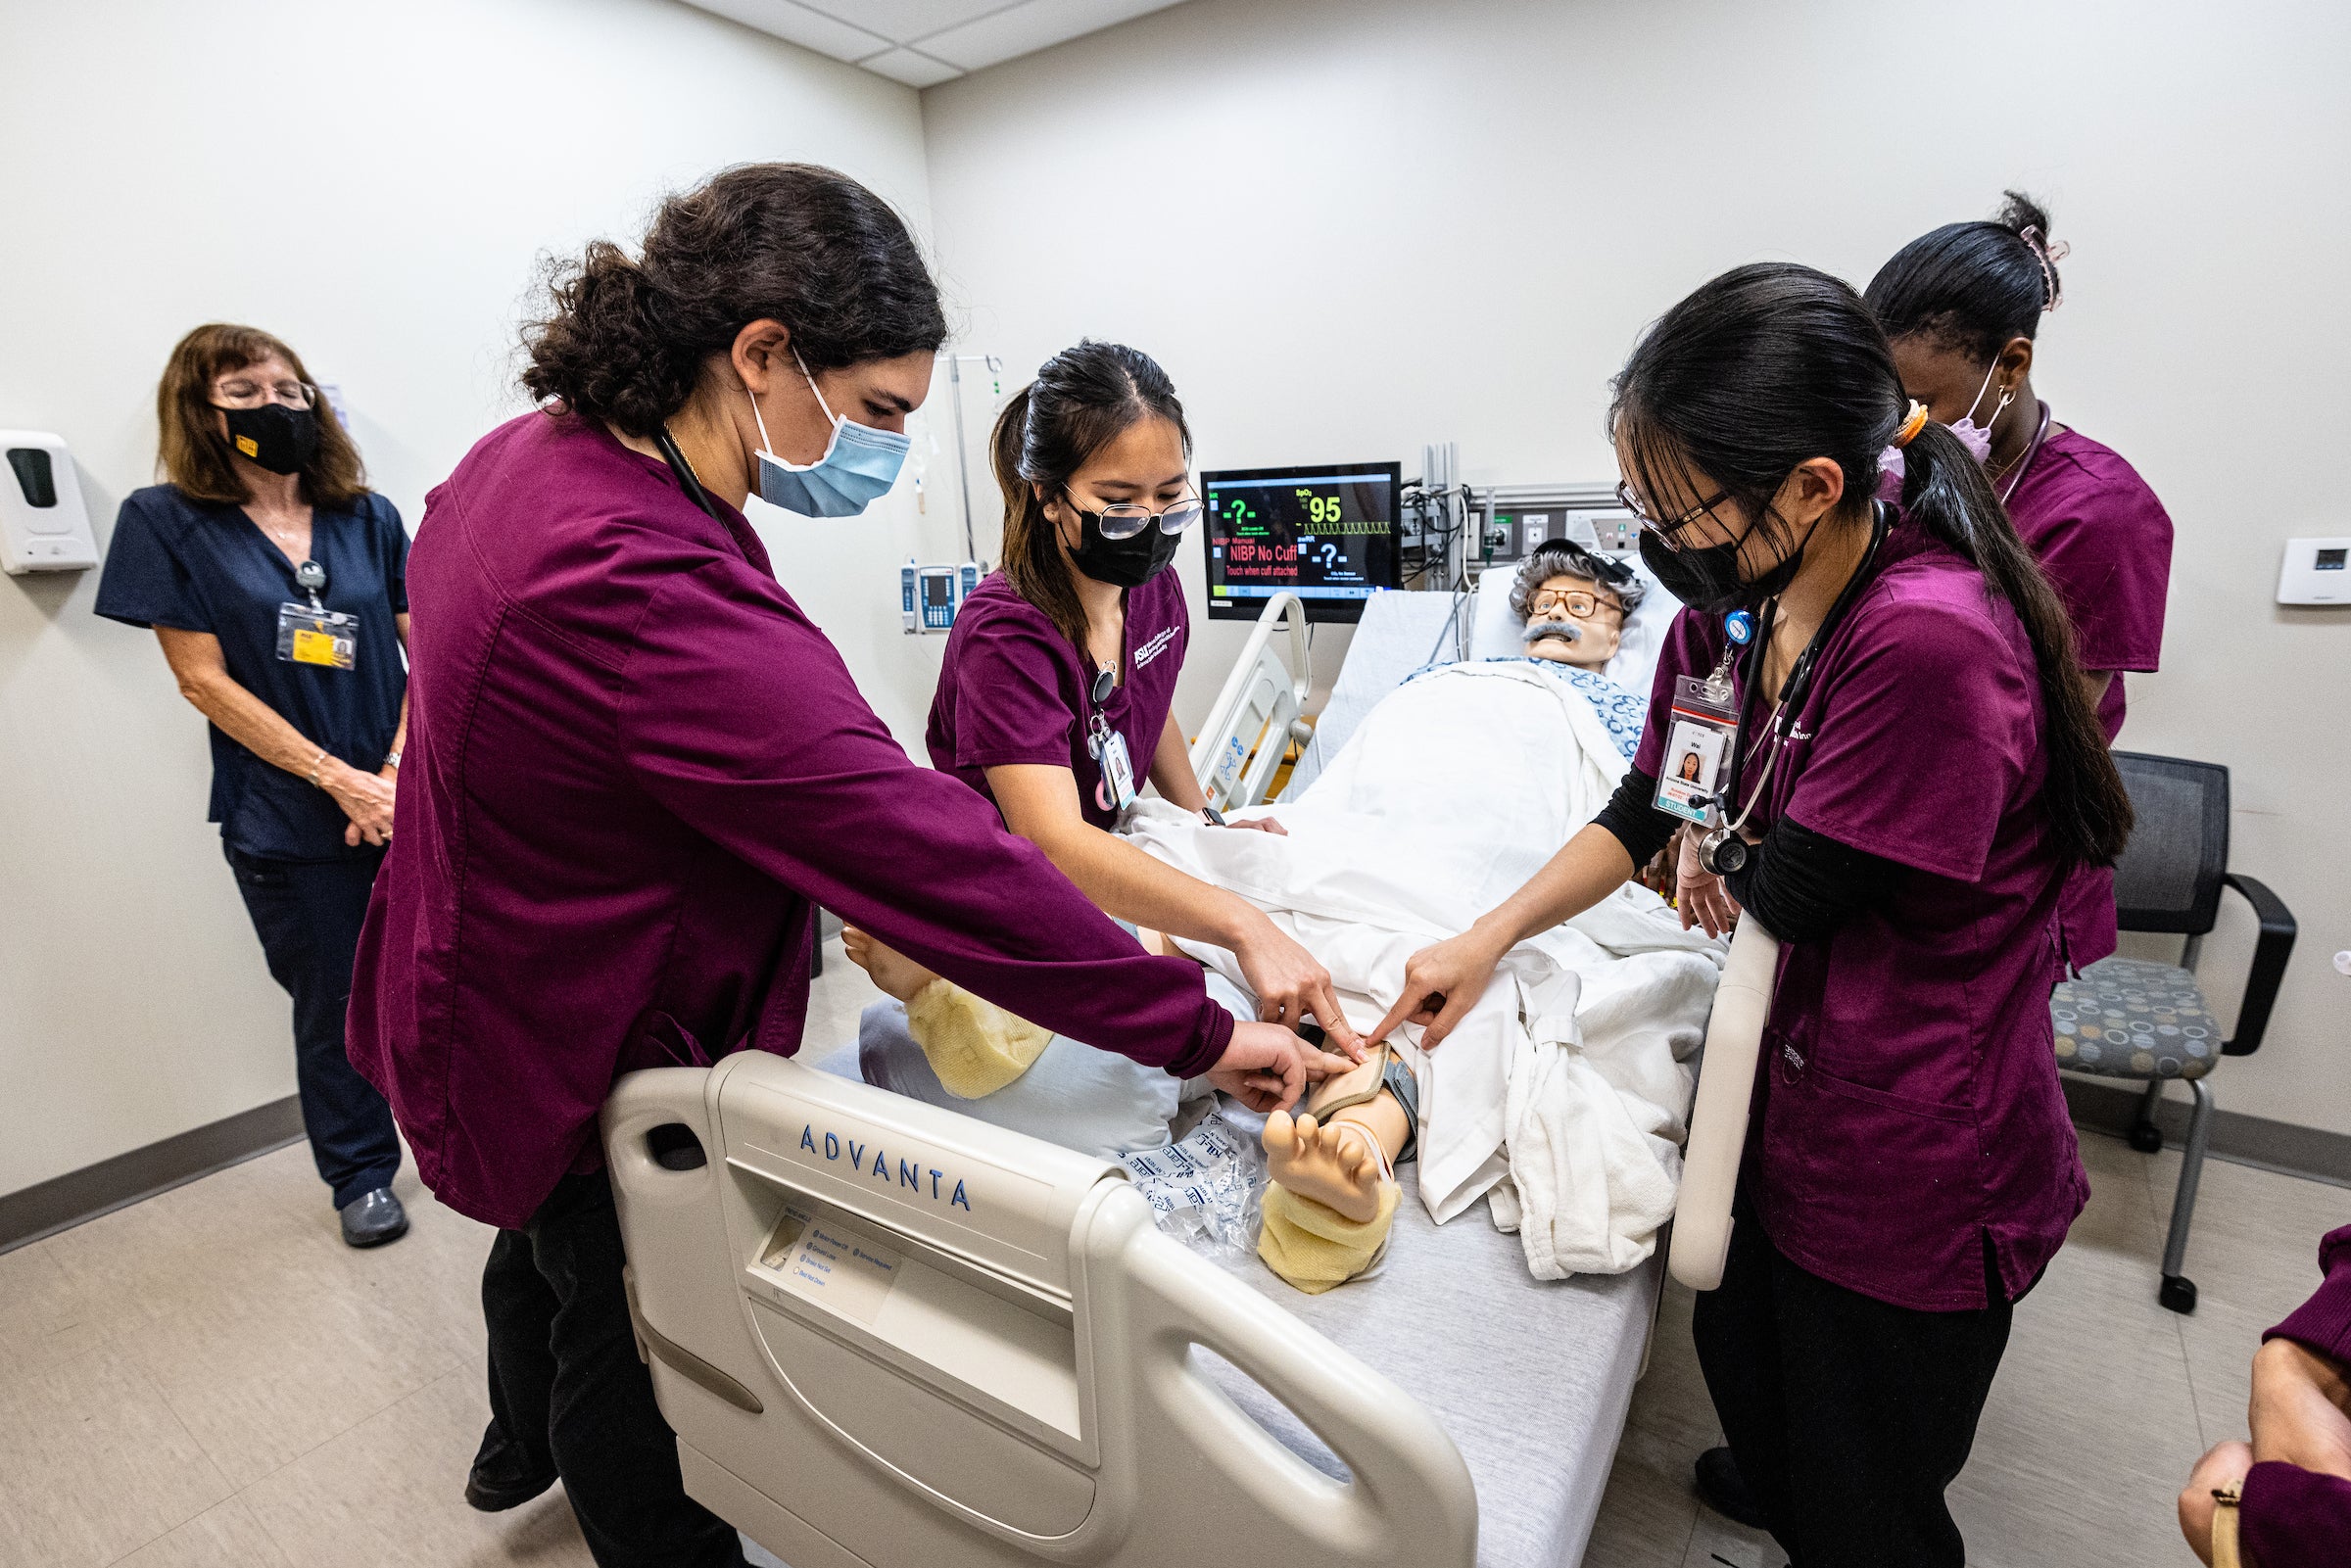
[2278, 537, 2351, 605]
[1, 431, 100, 574]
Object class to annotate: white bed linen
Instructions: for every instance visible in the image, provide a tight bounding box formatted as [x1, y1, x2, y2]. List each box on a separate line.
[1130, 660, 1723, 1277]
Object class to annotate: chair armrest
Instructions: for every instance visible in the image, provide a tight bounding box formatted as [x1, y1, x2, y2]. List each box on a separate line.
[2220, 873, 2297, 1057]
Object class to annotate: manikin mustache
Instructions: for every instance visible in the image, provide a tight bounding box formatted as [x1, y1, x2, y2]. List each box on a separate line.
[1522, 618, 1582, 644]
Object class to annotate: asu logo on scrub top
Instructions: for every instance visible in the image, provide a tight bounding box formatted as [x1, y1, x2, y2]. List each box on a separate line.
[1132, 626, 1179, 668]
[797, 1122, 972, 1212]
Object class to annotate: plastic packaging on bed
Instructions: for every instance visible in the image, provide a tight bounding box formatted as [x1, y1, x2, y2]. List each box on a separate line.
[1117, 1108, 1267, 1259]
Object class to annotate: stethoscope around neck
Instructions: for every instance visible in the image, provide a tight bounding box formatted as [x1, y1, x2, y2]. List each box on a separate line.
[1696, 502, 1892, 876]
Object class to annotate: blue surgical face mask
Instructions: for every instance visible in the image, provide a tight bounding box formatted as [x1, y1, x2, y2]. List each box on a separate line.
[748, 349, 910, 517]
[1948, 357, 2012, 466]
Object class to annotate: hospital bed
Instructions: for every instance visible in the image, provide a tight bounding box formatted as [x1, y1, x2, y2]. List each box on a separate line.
[605, 569, 1721, 1568]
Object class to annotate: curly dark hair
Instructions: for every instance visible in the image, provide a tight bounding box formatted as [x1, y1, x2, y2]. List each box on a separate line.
[520, 164, 946, 437]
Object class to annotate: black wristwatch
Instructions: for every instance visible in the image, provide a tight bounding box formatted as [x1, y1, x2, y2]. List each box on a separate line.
[1202, 806, 1227, 827]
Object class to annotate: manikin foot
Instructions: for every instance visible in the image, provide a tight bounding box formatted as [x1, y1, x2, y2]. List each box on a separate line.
[842, 927, 938, 1004]
[1263, 1110, 1390, 1223]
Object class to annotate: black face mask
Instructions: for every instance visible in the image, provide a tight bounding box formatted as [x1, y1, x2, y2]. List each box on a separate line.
[221, 404, 319, 476]
[1069, 509, 1181, 590]
[1638, 506, 1815, 615]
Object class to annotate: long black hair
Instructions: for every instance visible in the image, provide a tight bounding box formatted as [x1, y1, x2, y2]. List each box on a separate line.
[1611, 262, 2130, 868]
[1863, 191, 2061, 359]
[522, 164, 947, 436]
[990, 341, 1190, 649]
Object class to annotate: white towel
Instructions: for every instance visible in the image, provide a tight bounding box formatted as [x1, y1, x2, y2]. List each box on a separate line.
[1128, 661, 1724, 1278]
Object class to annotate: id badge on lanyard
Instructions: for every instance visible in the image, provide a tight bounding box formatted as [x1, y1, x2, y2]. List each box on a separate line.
[274, 558, 357, 670]
[1088, 713, 1138, 819]
[276, 603, 359, 669]
[1653, 609, 1754, 827]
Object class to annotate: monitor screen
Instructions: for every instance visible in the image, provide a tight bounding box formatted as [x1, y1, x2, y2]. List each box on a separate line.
[1201, 462, 1401, 623]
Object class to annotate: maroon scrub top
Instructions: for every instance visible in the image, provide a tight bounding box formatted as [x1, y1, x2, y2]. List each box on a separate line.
[927, 567, 1189, 830]
[2004, 423, 2175, 969]
[1637, 514, 2087, 1311]
[348, 412, 1230, 1230]
[2242, 1224, 2351, 1566]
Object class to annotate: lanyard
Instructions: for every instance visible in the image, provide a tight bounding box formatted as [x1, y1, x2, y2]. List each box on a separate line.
[1995, 402, 2052, 505]
[654, 428, 722, 521]
[1715, 503, 1892, 832]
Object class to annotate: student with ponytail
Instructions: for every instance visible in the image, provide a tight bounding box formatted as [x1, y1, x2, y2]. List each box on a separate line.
[1372, 263, 2132, 1568]
[1868, 192, 2174, 969]
[848, 345, 1359, 1108]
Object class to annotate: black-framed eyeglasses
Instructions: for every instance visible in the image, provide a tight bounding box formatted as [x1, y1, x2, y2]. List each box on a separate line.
[1066, 488, 1205, 541]
[1614, 480, 1730, 549]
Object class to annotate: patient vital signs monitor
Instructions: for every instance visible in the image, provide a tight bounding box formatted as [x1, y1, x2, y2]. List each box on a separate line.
[1203, 461, 1401, 623]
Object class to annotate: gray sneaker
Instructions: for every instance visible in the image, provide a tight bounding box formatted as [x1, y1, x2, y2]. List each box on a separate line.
[339, 1187, 409, 1248]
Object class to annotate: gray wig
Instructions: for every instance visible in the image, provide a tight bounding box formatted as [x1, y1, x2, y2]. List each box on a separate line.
[1509, 539, 1646, 621]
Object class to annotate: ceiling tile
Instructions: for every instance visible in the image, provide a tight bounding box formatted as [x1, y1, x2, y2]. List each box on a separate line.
[796, 1, 1018, 45]
[679, 0, 893, 62]
[917, 0, 1190, 72]
[857, 47, 967, 86]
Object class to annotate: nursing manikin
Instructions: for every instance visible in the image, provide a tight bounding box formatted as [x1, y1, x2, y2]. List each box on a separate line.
[850, 540, 1664, 1295]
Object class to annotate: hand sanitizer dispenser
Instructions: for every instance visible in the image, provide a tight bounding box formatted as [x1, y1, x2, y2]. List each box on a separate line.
[2, 432, 100, 574]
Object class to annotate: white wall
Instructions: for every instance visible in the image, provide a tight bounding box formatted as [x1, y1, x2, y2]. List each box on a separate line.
[0, 0, 957, 1199]
[923, 0, 2351, 1132]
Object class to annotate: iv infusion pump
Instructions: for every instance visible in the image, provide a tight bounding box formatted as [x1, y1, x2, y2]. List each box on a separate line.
[901, 559, 981, 633]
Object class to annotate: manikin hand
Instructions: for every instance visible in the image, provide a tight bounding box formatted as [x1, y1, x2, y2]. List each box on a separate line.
[1209, 1021, 1355, 1114]
[2177, 1440, 2252, 1565]
[2250, 1338, 2351, 1476]
[2175, 1338, 2351, 1563]
[1676, 826, 1742, 938]
[1234, 915, 1363, 1060]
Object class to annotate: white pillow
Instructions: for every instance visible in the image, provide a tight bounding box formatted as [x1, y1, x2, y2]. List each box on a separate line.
[1466, 554, 1684, 696]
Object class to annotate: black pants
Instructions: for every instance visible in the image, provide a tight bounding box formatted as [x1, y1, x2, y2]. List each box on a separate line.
[1692, 1194, 2015, 1568]
[226, 844, 402, 1208]
[482, 1171, 748, 1568]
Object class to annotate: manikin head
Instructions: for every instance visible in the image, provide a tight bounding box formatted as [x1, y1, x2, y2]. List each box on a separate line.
[1510, 540, 1643, 669]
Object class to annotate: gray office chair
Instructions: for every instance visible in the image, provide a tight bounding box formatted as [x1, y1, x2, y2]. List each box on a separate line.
[2051, 751, 2297, 1315]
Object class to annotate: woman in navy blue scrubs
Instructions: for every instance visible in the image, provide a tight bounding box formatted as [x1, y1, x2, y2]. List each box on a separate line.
[96, 323, 410, 1248]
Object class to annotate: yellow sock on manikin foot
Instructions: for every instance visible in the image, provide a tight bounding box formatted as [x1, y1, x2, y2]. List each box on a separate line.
[903, 979, 1054, 1099]
[1257, 1178, 1400, 1295]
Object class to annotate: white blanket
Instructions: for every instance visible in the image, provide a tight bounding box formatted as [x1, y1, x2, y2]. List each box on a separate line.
[1129, 661, 1724, 1278]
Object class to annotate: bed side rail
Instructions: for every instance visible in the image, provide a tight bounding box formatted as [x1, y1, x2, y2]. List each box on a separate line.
[1191, 591, 1315, 812]
[605, 1055, 1477, 1567]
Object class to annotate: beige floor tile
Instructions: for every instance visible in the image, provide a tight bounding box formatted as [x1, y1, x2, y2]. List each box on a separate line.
[0, 1235, 133, 1391]
[2151, 1151, 2348, 1324]
[43, 1145, 341, 1322]
[1948, 1238, 2206, 1568]
[111, 1495, 294, 1568]
[2066, 1129, 2166, 1266]
[124, 1235, 461, 1488]
[241, 1369, 593, 1568]
[2176, 1292, 2277, 1450]
[1623, 1280, 1722, 1454]
[1582, 1433, 1697, 1568]
[357, 1174, 499, 1371]
[1682, 1508, 1788, 1568]
[0, 1343, 232, 1568]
